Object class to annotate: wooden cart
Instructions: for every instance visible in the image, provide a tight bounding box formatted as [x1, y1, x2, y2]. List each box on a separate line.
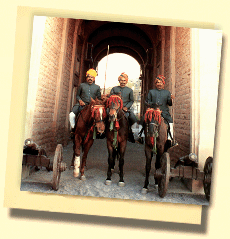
[22, 139, 67, 191]
[155, 152, 213, 201]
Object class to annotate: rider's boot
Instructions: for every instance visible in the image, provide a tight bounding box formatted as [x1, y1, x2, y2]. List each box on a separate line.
[69, 112, 76, 139]
[126, 120, 135, 143]
[136, 125, 144, 144]
[168, 123, 178, 148]
[128, 126, 136, 143]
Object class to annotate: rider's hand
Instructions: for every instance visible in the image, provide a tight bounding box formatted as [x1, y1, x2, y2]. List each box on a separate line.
[171, 94, 175, 100]
[123, 107, 128, 112]
[79, 100, 85, 106]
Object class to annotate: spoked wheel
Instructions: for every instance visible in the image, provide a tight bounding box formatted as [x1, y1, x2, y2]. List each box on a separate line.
[158, 152, 170, 198]
[52, 144, 63, 191]
[203, 156, 213, 201]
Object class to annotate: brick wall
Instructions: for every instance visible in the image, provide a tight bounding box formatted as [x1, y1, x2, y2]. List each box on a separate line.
[170, 27, 191, 165]
[56, 18, 76, 145]
[31, 18, 75, 155]
[164, 26, 171, 89]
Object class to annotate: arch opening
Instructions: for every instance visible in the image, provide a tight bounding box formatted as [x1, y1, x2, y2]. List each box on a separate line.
[95, 53, 142, 119]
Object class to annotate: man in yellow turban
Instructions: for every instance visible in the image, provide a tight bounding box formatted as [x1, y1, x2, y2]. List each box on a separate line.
[69, 69, 101, 130]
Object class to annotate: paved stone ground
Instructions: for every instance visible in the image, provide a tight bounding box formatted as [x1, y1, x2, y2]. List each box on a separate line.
[20, 139, 209, 206]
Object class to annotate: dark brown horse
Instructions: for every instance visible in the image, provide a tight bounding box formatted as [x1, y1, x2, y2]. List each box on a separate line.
[142, 107, 168, 194]
[105, 95, 129, 187]
[72, 98, 107, 180]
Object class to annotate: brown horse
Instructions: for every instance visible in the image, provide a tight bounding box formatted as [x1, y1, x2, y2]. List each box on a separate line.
[142, 107, 168, 193]
[72, 98, 107, 180]
[105, 95, 129, 187]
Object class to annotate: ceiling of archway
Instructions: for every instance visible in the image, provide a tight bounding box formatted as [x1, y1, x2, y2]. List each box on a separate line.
[84, 21, 155, 65]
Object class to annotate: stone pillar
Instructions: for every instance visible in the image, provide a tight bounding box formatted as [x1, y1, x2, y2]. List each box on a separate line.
[24, 16, 46, 139]
[187, 28, 222, 193]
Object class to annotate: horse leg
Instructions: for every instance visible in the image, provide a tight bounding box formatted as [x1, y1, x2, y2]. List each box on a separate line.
[118, 141, 127, 187]
[142, 145, 153, 193]
[71, 139, 76, 167]
[105, 141, 114, 185]
[154, 152, 162, 185]
[111, 148, 117, 171]
[73, 135, 82, 178]
[80, 139, 94, 180]
[155, 144, 165, 185]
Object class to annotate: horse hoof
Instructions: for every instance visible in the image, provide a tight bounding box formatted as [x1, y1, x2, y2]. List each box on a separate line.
[73, 170, 79, 178]
[141, 188, 148, 194]
[80, 175, 86, 181]
[118, 181, 125, 187]
[105, 180, 112, 186]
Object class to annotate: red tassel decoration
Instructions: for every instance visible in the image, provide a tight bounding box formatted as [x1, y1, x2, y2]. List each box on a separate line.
[150, 136, 154, 146]
[115, 120, 120, 130]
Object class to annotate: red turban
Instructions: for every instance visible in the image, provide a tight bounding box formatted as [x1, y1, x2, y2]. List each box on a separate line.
[118, 72, 128, 82]
[155, 75, 166, 85]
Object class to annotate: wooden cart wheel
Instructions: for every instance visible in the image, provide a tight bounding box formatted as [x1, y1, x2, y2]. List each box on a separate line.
[158, 152, 170, 198]
[203, 156, 213, 201]
[52, 144, 63, 191]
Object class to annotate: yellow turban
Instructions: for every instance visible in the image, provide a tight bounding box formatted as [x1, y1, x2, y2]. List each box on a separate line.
[86, 68, 97, 78]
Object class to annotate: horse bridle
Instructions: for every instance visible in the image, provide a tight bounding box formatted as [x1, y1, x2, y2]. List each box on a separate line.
[146, 121, 159, 136]
[92, 105, 106, 124]
[79, 104, 105, 128]
[109, 101, 126, 122]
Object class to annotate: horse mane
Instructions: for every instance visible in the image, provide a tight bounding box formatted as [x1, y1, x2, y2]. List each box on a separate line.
[94, 98, 106, 105]
[106, 95, 123, 109]
[144, 108, 162, 124]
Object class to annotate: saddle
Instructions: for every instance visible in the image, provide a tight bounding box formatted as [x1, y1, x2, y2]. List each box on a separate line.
[75, 105, 85, 121]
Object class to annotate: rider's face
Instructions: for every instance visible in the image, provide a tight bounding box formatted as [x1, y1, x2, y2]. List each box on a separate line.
[155, 79, 164, 90]
[119, 77, 127, 88]
[86, 75, 95, 84]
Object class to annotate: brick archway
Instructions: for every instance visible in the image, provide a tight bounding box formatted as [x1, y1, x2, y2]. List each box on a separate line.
[27, 17, 192, 168]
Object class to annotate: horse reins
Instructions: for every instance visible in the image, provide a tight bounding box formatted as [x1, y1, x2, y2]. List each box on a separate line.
[83, 104, 106, 143]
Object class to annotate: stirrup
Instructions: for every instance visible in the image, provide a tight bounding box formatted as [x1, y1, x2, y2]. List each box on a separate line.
[70, 128, 75, 139]
[171, 139, 178, 148]
[136, 137, 144, 144]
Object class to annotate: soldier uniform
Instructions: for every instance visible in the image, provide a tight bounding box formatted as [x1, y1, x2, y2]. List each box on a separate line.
[69, 69, 101, 129]
[110, 86, 137, 125]
[138, 75, 178, 147]
[146, 88, 173, 123]
[110, 72, 137, 143]
[72, 82, 101, 115]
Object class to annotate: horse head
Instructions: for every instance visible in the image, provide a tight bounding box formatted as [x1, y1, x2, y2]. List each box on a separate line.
[144, 107, 162, 141]
[91, 98, 107, 134]
[106, 95, 123, 122]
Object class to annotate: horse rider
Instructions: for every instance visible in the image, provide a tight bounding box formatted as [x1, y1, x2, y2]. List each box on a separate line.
[69, 68, 101, 131]
[139, 75, 178, 147]
[110, 72, 137, 143]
